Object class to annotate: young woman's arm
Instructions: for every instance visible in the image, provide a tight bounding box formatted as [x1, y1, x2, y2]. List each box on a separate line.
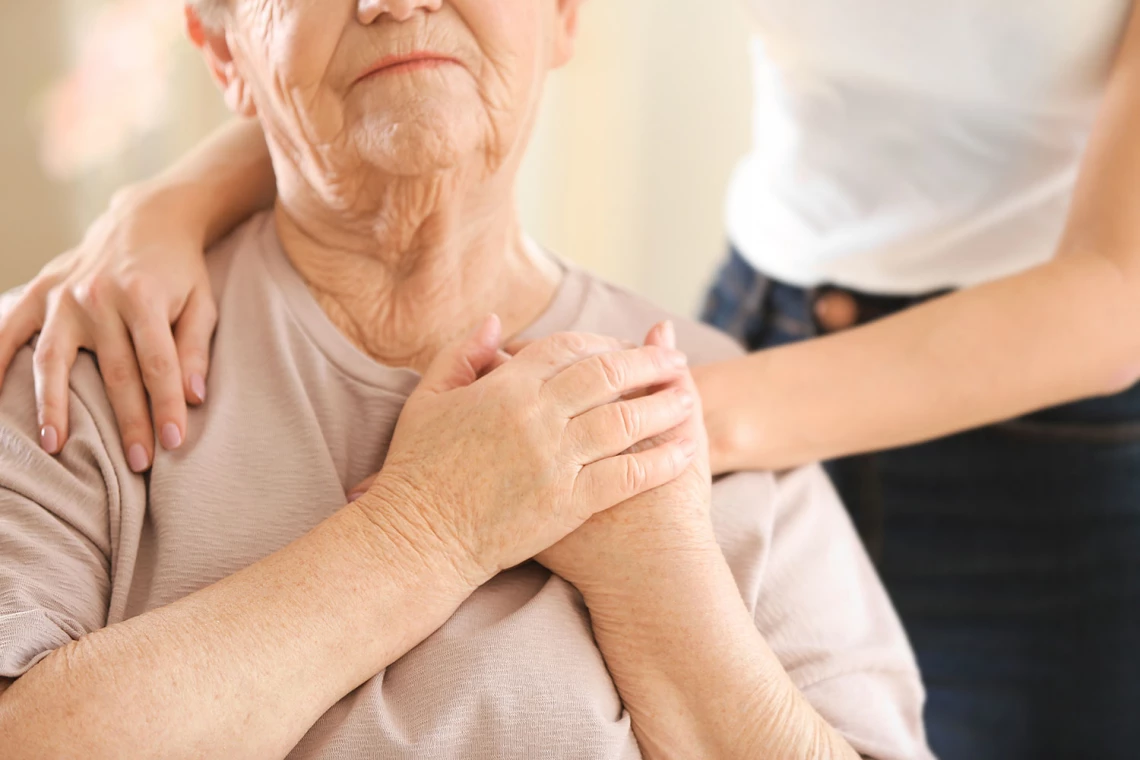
[143, 117, 276, 252]
[699, 4, 1140, 473]
[0, 118, 274, 468]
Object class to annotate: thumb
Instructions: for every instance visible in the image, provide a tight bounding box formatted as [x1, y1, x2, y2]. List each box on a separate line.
[644, 320, 676, 351]
[419, 314, 503, 395]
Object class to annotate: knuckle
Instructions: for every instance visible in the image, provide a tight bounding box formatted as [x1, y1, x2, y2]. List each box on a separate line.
[37, 391, 65, 416]
[101, 360, 136, 391]
[616, 400, 640, 441]
[26, 273, 60, 301]
[551, 331, 588, 356]
[118, 418, 153, 444]
[121, 273, 158, 311]
[74, 274, 114, 312]
[621, 456, 648, 494]
[50, 286, 80, 315]
[595, 354, 626, 392]
[179, 347, 209, 369]
[32, 342, 59, 370]
[141, 352, 175, 381]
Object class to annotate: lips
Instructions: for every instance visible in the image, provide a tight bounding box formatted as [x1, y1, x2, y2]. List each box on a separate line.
[356, 52, 461, 82]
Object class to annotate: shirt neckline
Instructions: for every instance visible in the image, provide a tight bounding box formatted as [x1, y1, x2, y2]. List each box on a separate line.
[254, 213, 592, 393]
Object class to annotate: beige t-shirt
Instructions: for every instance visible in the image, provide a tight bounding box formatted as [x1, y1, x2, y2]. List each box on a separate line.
[0, 213, 931, 760]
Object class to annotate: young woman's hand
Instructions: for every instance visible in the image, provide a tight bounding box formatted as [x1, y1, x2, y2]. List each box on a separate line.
[0, 184, 215, 472]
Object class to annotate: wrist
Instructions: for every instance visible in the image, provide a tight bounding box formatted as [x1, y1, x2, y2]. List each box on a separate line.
[573, 520, 723, 608]
[696, 355, 812, 473]
[694, 361, 759, 474]
[111, 178, 214, 249]
[351, 473, 489, 594]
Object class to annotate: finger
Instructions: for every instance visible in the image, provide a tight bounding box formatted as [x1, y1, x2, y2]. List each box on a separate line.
[575, 437, 699, 515]
[0, 291, 46, 392]
[31, 310, 82, 455]
[123, 302, 187, 452]
[505, 338, 634, 356]
[565, 385, 695, 464]
[502, 339, 533, 356]
[644, 320, 674, 351]
[346, 472, 380, 503]
[511, 332, 643, 380]
[90, 316, 156, 474]
[478, 350, 513, 378]
[543, 344, 689, 417]
[175, 285, 217, 406]
[419, 315, 503, 395]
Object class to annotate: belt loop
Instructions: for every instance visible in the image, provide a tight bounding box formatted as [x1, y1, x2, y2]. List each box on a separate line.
[806, 286, 823, 338]
[727, 266, 771, 344]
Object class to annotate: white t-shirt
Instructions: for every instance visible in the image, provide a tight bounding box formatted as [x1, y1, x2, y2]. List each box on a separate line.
[726, 0, 1134, 294]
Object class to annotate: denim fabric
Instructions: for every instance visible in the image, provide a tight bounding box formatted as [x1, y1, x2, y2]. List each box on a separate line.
[703, 248, 1140, 760]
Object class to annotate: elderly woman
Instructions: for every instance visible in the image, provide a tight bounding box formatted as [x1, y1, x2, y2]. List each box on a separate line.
[0, 2, 930, 758]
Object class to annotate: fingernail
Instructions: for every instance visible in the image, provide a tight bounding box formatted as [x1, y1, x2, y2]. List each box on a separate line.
[160, 423, 183, 451]
[190, 374, 207, 404]
[663, 321, 677, 349]
[128, 444, 150, 474]
[40, 425, 59, 454]
[347, 491, 365, 503]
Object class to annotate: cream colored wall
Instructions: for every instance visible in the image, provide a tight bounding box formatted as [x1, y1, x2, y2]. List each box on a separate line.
[520, 1, 754, 314]
[0, 1, 753, 316]
[0, 3, 73, 289]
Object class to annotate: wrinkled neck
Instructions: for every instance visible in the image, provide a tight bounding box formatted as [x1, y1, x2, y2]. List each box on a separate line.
[272, 174, 560, 373]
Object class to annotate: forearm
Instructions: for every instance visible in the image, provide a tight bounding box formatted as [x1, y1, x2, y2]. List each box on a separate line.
[705, 252, 1140, 471]
[579, 530, 859, 760]
[123, 118, 275, 250]
[707, 4, 1140, 474]
[0, 481, 476, 760]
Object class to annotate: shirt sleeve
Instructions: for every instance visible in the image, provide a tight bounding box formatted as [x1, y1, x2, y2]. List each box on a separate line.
[0, 346, 115, 679]
[755, 465, 935, 760]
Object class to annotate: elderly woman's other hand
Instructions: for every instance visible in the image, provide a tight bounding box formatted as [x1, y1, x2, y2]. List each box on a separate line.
[534, 321, 716, 593]
[352, 316, 702, 586]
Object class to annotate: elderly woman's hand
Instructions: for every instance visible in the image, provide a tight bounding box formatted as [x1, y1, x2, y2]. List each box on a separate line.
[0, 183, 215, 472]
[533, 321, 717, 594]
[352, 316, 702, 586]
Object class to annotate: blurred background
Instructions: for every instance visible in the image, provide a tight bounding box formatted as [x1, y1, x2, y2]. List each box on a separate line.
[0, 0, 753, 317]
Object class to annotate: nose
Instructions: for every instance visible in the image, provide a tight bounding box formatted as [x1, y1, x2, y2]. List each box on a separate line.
[357, 0, 443, 24]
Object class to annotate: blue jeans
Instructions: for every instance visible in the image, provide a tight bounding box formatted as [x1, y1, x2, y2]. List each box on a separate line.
[703, 249, 1140, 760]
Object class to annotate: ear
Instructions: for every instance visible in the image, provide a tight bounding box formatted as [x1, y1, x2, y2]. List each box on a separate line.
[185, 5, 257, 118]
[550, 0, 586, 69]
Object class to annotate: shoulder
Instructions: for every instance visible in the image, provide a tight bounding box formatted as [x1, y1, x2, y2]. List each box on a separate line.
[563, 267, 745, 365]
[0, 295, 134, 503]
[204, 210, 276, 299]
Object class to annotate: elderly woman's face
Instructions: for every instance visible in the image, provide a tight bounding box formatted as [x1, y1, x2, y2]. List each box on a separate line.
[196, 0, 582, 182]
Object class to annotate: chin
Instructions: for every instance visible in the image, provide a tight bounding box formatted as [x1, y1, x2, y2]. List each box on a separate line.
[352, 94, 489, 178]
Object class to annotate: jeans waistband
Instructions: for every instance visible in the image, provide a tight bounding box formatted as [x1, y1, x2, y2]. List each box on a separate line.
[727, 248, 950, 335]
